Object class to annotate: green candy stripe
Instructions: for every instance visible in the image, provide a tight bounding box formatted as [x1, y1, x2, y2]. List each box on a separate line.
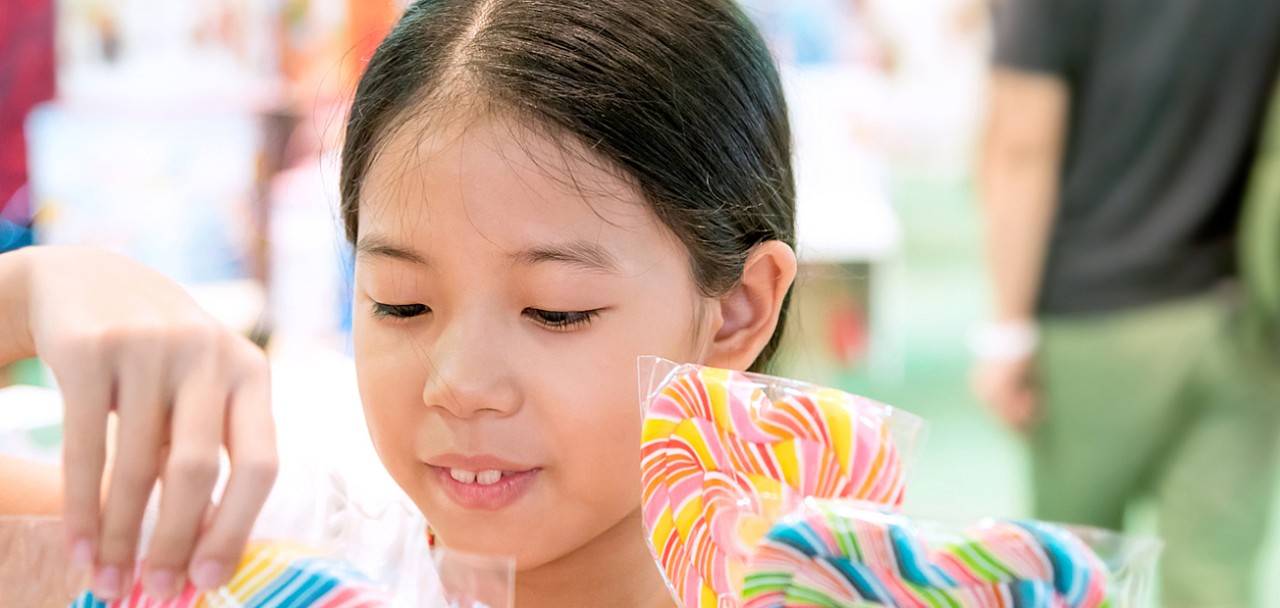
[947, 540, 1019, 582]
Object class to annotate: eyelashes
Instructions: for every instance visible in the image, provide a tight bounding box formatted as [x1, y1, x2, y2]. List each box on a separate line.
[371, 302, 429, 319]
[370, 302, 601, 331]
[523, 308, 601, 331]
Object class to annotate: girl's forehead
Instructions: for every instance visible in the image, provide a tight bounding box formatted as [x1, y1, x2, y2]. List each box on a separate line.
[366, 111, 640, 214]
[356, 111, 681, 267]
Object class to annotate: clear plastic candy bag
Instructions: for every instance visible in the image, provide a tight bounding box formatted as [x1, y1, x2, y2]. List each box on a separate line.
[432, 547, 516, 608]
[637, 356, 926, 608]
[739, 498, 1162, 608]
[1, 467, 515, 608]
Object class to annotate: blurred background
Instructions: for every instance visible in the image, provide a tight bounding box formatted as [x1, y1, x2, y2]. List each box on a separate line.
[1, 0, 1277, 604]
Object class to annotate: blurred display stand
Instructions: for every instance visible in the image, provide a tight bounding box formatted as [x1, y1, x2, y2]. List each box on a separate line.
[17, 0, 404, 354]
[267, 150, 353, 355]
[55, 0, 282, 110]
[28, 105, 259, 281]
[746, 0, 905, 387]
[752, 0, 989, 388]
[27, 0, 284, 338]
[26, 103, 268, 335]
[778, 63, 902, 387]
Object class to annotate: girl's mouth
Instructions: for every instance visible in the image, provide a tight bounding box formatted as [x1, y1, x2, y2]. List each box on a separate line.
[430, 465, 540, 510]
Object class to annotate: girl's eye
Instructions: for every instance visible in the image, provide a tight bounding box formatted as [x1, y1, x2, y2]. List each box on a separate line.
[371, 302, 430, 319]
[524, 308, 600, 331]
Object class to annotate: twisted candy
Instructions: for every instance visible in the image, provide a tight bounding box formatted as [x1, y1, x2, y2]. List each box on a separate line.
[68, 542, 392, 608]
[742, 502, 1112, 608]
[641, 364, 908, 608]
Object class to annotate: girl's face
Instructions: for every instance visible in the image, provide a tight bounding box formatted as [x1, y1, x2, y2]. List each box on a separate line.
[352, 111, 713, 568]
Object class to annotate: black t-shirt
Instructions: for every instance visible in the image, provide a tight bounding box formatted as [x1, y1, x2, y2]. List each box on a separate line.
[994, 0, 1280, 315]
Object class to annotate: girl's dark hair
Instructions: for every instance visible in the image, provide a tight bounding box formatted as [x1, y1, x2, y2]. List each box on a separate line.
[340, 0, 795, 372]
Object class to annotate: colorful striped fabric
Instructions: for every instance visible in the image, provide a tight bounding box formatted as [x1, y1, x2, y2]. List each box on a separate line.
[68, 542, 392, 608]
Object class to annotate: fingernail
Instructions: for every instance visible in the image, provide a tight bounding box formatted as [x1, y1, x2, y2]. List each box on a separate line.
[144, 568, 177, 599]
[192, 561, 229, 591]
[70, 539, 94, 570]
[91, 566, 122, 599]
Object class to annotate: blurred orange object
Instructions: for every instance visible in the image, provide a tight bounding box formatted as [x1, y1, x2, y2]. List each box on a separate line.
[278, 0, 400, 111]
[348, 0, 403, 83]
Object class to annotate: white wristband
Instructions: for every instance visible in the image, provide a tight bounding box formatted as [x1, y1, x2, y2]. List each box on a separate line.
[969, 319, 1040, 362]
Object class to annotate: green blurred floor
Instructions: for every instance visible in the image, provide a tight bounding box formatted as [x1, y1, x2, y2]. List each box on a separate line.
[780, 169, 1280, 605]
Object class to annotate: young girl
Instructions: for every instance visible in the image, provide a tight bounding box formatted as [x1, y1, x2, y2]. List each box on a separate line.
[0, 0, 798, 605]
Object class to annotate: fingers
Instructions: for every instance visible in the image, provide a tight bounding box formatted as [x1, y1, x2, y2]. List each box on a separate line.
[1003, 387, 1040, 433]
[94, 351, 167, 599]
[56, 327, 276, 600]
[57, 358, 112, 575]
[140, 369, 227, 599]
[972, 358, 1041, 432]
[30, 252, 280, 601]
[188, 357, 277, 591]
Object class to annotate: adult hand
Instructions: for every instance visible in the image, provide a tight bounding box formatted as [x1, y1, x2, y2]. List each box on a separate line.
[972, 354, 1041, 432]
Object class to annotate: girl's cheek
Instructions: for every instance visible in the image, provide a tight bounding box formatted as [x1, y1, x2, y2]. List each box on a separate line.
[357, 353, 425, 458]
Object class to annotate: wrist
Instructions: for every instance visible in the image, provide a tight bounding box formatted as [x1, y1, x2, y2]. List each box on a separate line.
[969, 317, 1039, 362]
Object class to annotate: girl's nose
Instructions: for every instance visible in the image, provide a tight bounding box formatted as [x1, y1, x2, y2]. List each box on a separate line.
[420, 321, 522, 419]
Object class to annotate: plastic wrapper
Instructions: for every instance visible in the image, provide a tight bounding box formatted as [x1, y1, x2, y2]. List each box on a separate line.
[637, 356, 926, 608]
[0, 468, 515, 608]
[738, 498, 1162, 608]
[432, 548, 516, 608]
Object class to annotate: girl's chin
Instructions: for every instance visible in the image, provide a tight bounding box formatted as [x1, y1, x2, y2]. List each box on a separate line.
[431, 528, 563, 572]
[417, 498, 557, 564]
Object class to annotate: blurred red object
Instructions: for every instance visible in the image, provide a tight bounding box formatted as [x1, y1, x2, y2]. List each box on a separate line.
[827, 298, 868, 366]
[0, 0, 55, 221]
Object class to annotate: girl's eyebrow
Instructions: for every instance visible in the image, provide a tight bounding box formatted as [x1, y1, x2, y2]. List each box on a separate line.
[356, 235, 430, 266]
[356, 235, 618, 273]
[511, 241, 619, 273]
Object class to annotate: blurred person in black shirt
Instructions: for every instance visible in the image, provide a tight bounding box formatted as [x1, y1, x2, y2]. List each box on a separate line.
[974, 1, 1280, 605]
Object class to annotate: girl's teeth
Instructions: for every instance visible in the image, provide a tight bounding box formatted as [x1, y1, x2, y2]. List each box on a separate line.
[449, 468, 477, 483]
[448, 468, 505, 484]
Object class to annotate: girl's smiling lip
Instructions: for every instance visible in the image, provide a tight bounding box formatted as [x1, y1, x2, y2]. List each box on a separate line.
[426, 454, 542, 511]
[426, 454, 536, 472]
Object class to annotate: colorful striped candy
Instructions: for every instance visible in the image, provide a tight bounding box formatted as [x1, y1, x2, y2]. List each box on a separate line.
[742, 501, 1113, 608]
[68, 542, 392, 608]
[640, 364, 909, 608]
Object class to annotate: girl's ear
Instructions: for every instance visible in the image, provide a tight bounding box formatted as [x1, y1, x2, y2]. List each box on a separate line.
[702, 240, 797, 370]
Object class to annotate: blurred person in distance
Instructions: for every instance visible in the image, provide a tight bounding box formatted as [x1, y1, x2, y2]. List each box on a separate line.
[973, 0, 1280, 606]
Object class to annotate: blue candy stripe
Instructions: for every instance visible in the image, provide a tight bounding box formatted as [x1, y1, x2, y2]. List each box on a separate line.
[68, 595, 107, 608]
[890, 523, 958, 588]
[1015, 521, 1093, 605]
[828, 557, 895, 604]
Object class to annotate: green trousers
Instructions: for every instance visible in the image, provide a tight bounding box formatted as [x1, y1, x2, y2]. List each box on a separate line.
[1034, 291, 1280, 608]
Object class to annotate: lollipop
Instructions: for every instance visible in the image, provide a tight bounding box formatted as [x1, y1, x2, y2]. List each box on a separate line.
[742, 501, 1112, 608]
[640, 362, 912, 608]
[68, 541, 392, 607]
